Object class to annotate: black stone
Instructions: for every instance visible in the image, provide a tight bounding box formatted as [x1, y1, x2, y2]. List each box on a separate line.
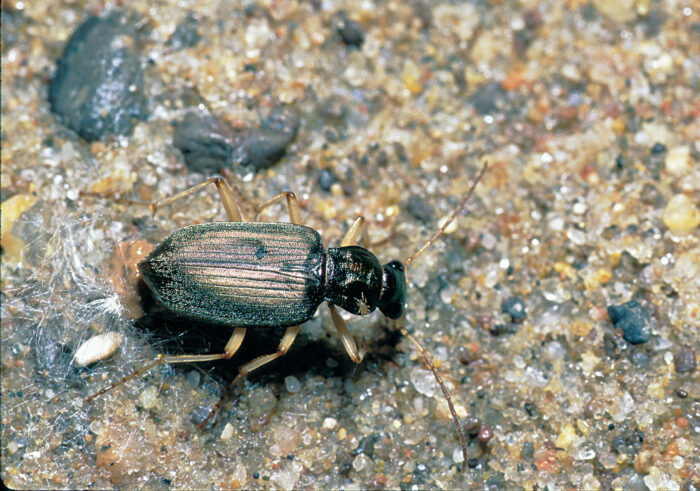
[335, 13, 364, 47]
[650, 142, 667, 154]
[318, 169, 337, 191]
[353, 434, 379, 458]
[49, 11, 146, 141]
[502, 296, 527, 322]
[606, 300, 652, 344]
[233, 106, 300, 170]
[167, 13, 201, 51]
[173, 111, 235, 172]
[470, 82, 507, 116]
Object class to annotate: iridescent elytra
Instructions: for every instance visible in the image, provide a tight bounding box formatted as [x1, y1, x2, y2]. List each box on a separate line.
[87, 164, 488, 472]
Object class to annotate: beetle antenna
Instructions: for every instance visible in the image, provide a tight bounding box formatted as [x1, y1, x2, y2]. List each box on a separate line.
[405, 162, 488, 266]
[397, 322, 468, 472]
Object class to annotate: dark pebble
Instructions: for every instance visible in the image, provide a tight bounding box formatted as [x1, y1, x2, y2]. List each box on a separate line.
[520, 441, 534, 461]
[167, 13, 201, 51]
[467, 458, 478, 469]
[49, 11, 146, 141]
[524, 402, 536, 417]
[408, 194, 434, 223]
[353, 434, 378, 458]
[462, 416, 482, 436]
[458, 347, 475, 365]
[615, 154, 625, 169]
[676, 389, 688, 399]
[606, 300, 652, 344]
[173, 111, 235, 172]
[470, 82, 507, 116]
[318, 169, 337, 191]
[477, 425, 493, 443]
[501, 296, 527, 322]
[650, 142, 667, 154]
[233, 106, 300, 170]
[335, 13, 364, 47]
[674, 345, 697, 373]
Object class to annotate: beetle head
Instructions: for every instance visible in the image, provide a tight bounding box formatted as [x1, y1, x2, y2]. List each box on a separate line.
[379, 260, 407, 319]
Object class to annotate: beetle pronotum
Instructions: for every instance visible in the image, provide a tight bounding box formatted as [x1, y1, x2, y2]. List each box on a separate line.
[87, 163, 488, 472]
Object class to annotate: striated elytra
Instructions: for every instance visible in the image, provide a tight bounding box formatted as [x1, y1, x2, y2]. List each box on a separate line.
[139, 221, 407, 328]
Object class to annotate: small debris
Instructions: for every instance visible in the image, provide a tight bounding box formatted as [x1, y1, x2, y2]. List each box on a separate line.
[607, 300, 652, 344]
[138, 385, 160, 410]
[284, 375, 301, 393]
[220, 423, 234, 441]
[73, 332, 124, 366]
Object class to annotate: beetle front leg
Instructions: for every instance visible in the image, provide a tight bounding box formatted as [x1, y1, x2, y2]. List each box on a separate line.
[328, 304, 363, 363]
[340, 216, 370, 248]
[229, 324, 302, 387]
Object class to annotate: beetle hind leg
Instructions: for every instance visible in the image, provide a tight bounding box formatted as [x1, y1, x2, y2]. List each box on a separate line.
[149, 177, 243, 222]
[254, 191, 303, 224]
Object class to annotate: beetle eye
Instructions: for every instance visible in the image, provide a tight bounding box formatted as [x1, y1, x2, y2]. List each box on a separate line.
[388, 260, 404, 272]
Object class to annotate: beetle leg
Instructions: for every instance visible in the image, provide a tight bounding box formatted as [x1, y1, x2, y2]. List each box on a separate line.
[86, 328, 247, 403]
[157, 327, 247, 364]
[229, 325, 302, 387]
[254, 191, 302, 225]
[328, 304, 363, 363]
[150, 177, 243, 222]
[340, 216, 369, 248]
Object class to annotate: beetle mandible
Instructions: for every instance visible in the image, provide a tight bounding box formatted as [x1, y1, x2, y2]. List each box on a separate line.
[87, 163, 488, 472]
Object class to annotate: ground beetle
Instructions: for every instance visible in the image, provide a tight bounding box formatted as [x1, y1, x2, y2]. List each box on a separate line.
[87, 163, 488, 472]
